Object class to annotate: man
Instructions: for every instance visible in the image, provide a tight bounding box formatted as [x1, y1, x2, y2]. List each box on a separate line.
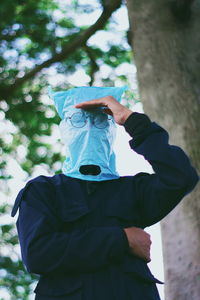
[11, 86, 198, 300]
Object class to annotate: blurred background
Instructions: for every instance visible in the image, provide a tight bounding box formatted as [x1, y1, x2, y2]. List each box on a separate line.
[1, 0, 199, 299]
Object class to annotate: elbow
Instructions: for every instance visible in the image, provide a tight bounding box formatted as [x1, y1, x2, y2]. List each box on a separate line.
[25, 255, 44, 275]
[180, 167, 199, 195]
[185, 169, 199, 193]
[25, 243, 60, 275]
[24, 247, 46, 275]
[164, 168, 199, 196]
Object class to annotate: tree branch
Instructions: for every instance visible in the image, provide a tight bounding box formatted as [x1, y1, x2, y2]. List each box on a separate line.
[0, 0, 122, 100]
[83, 45, 99, 86]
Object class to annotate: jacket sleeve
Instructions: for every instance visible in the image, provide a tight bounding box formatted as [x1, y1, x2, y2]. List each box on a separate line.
[13, 178, 129, 275]
[124, 113, 199, 227]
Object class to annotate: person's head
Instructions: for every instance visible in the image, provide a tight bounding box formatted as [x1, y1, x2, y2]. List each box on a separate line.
[59, 105, 117, 176]
[49, 85, 128, 181]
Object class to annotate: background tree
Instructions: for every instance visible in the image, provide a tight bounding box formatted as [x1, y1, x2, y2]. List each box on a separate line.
[1, 0, 134, 299]
[0, 0, 129, 177]
[3, 1, 198, 299]
[126, 0, 200, 299]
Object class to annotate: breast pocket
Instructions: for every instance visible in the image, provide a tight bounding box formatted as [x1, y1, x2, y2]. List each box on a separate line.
[57, 205, 90, 233]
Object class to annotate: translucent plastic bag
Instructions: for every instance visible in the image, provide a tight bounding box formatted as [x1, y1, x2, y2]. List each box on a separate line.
[49, 85, 128, 181]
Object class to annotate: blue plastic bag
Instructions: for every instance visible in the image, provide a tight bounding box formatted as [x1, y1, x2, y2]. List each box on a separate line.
[49, 85, 128, 181]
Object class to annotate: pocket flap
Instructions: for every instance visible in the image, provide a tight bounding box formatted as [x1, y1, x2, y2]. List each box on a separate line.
[58, 205, 90, 222]
[34, 274, 82, 296]
[54, 179, 90, 222]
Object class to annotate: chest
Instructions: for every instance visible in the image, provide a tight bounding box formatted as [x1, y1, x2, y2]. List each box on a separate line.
[54, 179, 143, 232]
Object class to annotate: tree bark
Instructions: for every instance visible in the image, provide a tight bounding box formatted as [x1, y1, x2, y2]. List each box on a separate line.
[126, 0, 200, 299]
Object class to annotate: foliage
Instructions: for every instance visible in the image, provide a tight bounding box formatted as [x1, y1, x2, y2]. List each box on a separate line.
[0, 0, 133, 298]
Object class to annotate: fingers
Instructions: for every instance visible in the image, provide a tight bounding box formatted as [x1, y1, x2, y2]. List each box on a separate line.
[138, 246, 151, 262]
[124, 227, 152, 263]
[145, 256, 151, 263]
[75, 98, 109, 109]
[129, 245, 151, 263]
[102, 108, 113, 116]
[137, 241, 151, 262]
[74, 96, 132, 125]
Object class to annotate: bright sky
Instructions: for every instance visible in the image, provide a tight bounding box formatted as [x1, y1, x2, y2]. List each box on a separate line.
[0, 2, 165, 299]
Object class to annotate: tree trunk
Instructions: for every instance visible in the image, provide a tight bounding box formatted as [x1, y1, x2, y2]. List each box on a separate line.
[126, 0, 200, 299]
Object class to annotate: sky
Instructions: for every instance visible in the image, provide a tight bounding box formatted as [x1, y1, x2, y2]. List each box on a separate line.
[1, 1, 165, 299]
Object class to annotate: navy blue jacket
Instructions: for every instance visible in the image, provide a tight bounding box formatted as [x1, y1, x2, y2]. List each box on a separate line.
[11, 113, 198, 300]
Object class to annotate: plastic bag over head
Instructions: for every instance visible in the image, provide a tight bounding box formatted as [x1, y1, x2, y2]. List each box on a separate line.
[49, 85, 128, 181]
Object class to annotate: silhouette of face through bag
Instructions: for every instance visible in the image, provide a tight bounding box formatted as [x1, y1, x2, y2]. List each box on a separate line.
[49, 85, 128, 181]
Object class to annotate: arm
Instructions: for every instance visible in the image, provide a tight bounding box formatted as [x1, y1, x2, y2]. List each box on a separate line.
[15, 179, 128, 275]
[124, 113, 199, 227]
[76, 97, 198, 227]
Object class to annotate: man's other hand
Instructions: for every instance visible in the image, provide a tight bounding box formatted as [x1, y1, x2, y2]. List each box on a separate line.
[74, 96, 133, 125]
[124, 227, 152, 263]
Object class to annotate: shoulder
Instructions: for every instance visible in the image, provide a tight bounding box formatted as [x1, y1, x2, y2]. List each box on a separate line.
[119, 172, 153, 192]
[120, 172, 151, 182]
[11, 174, 68, 217]
[19, 173, 71, 190]
[114, 173, 152, 192]
[25, 173, 62, 185]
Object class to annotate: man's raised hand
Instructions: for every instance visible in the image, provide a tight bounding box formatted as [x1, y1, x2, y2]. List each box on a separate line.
[75, 96, 133, 125]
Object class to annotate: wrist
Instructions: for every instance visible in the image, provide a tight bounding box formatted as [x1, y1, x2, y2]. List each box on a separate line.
[119, 109, 133, 125]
